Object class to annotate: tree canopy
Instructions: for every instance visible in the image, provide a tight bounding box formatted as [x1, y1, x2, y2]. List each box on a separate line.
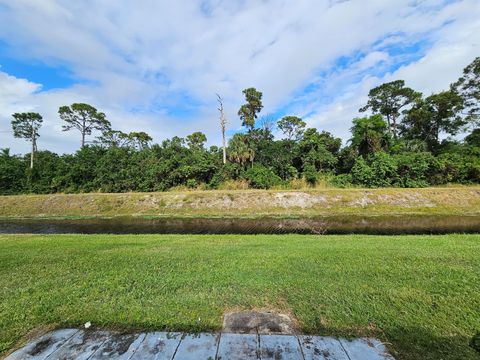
[360, 80, 421, 138]
[11, 112, 43, 169]
[238, 87, 263, 130]
[2, 57, 480, 193]
[59, 103, 111, 148]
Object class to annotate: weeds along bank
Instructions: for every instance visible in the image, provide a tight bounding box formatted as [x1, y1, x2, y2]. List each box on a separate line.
[1, 188, 479, 218]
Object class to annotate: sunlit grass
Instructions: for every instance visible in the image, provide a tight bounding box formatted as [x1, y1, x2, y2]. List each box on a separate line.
[0, 234, 479, 359]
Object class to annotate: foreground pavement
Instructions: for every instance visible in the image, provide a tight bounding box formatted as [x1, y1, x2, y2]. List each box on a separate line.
[6, 328, 395, 360]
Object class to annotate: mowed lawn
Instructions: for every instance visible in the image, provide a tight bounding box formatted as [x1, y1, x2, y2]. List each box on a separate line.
[0, 234, 479, 359]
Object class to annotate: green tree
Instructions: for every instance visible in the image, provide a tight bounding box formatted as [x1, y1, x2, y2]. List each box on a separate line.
[128, 131, 152, 150]
[360, 80, 421, 138]
[401, 91, 465, 153]
[11, 112, 43, 169]
[465, 128, 480, 147]
[298, 129, 341, 175]
[238, 87, 263, 130]
[96, 129, 130, 148]
[59, 103, 111, 148]
[277, 116, 306, 141]
[227, 133, 255, 167]
[186, 131, 207, 150]
[349, 115, 391, 156]
[0, 149, 26, 194]
[452, 57, 480, 125]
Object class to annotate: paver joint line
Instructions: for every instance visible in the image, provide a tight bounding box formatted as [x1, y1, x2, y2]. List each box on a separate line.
[84, 337, 109, 360]
[295, 335, 306, 360]
[125, 333, 146, 360]
[338, 338, 353, 360]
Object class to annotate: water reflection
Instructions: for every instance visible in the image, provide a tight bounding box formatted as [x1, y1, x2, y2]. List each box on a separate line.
[0, 215, 479, 234]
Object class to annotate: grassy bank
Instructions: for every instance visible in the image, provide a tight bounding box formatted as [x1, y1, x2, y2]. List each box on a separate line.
[1, 234, 479, 359]
[1, 187, 480, 219]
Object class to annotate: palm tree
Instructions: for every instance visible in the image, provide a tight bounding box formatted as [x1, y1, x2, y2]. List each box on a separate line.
[227, 133, 254, 167]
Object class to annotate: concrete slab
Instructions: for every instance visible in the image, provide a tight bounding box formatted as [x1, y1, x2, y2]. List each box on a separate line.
[339, 338, 395, 360]
[130, 332, 182, 360]
[216, 333, 259, 360]
[259, 334, 303, 360]
[300, 335, 349, 360]
[173, 333, 220, 360]
[6, 329, 397, 360]
[223, 311, 295, 334]
[6, 329, 79, 360]
[88, 332, 145, 360]
[46, 330, 110, 360]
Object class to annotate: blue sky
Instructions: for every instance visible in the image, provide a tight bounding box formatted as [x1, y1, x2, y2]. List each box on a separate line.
[0, 0, 479, 153]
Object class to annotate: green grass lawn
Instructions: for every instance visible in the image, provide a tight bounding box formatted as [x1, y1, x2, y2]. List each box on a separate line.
[0, 234, 479, 359]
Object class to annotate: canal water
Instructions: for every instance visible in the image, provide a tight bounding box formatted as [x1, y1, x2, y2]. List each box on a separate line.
[1, 215, 479, 234]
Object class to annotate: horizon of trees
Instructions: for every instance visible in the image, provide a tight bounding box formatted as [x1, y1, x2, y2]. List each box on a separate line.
[2, 57, 479, 194]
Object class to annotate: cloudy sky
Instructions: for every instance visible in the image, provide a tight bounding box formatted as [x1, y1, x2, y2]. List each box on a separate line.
[0, 0, 479, 154]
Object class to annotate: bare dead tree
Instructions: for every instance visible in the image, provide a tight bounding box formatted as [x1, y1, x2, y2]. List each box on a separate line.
[259, 114, 277, 133]
[216, 93, 227, 164]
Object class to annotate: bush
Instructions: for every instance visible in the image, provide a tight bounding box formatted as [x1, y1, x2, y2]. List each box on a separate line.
[351, 157, 373, 187]
[330, 174, 353, 188]
[352, 153, 398, 187]
[244, 165, 282, 189]
[302, 164, 318, 186]
[394, 152, 434, 188]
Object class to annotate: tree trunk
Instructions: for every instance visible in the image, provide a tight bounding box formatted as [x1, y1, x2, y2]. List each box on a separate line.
[222, 133, 226, 164]
[30, 120, 35, 169]
[81, 119, 86, 148]
[30, 138, 34, 169]
[391, 114, 398, 139]
[217, 94, 227, 164]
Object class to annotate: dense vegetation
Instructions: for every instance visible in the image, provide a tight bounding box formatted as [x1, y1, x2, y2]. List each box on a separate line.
[1, 234, 479, 360]
[2, 58, 479, 194]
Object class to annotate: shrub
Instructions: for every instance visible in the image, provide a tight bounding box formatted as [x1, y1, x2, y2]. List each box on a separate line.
[394, 152, 435, 188]
[352, 153, 398, 187]
[302, 164, 318, 186]
[330, 174, 353, 188]
[351, 157, 373, 187]
[244, 165, 282, 189]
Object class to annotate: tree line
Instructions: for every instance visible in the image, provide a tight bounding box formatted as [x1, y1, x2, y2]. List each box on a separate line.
[1, 57, 479, 194]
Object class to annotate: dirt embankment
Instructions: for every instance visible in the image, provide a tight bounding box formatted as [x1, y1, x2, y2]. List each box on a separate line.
[1, 187, 479, 218]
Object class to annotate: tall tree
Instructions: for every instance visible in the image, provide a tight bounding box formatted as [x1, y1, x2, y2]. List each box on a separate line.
[11, 112, 43, 169]
[401, 91, 465, 152]
[128, 132, 152, 150]
[452, 57, 480, 125]
[277, 116, 306, 141]
[59, 103, 111, 148]
[349, 115, 391, 156]
[259, 114, 276, 133]
[216, 94, 227, 164]
[360, 80, 421, 138]
[96, 129, 130, 148]
[238, 87, 263, 130]
[186, 131, 207, 150]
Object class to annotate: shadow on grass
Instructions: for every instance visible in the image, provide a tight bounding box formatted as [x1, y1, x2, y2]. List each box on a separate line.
[381, 326, 477, 360]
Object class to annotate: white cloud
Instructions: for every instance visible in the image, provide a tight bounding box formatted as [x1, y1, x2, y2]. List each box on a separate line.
[0, 0, 479, 152]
